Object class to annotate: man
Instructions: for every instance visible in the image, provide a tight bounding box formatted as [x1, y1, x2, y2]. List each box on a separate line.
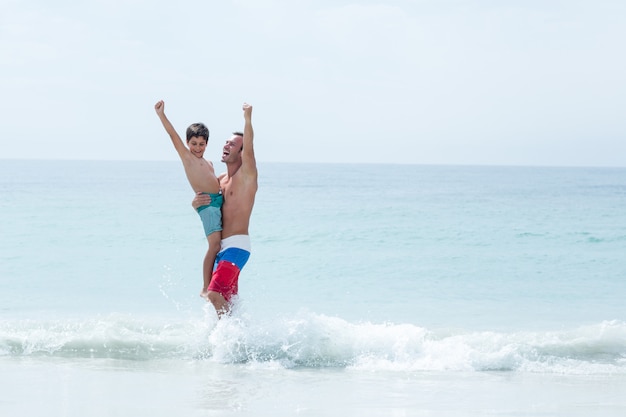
[192, 102, 257, 317]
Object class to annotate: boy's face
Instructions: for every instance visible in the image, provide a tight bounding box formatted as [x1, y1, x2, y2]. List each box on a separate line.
[188, 136, 207, 158]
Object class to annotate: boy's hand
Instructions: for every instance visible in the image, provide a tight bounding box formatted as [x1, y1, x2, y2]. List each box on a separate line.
[242, 102, 252, 121]
[155, 100, 165, 115]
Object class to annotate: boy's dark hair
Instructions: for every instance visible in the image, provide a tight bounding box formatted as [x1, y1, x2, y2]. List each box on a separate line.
[186, 123, 209, 142]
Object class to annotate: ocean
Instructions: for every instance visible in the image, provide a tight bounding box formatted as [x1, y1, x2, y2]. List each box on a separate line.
[1, 160, 625, 416]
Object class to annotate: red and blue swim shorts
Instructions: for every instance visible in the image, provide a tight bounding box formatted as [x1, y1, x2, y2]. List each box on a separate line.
[208, 235, 251, 302]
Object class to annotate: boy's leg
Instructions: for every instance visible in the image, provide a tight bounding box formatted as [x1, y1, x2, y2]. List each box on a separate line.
[200, 231, 221, 299]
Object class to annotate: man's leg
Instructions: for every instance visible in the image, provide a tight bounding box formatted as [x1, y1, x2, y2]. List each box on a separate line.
[207, 243, 249, 319]
[207, 291, 229, 317]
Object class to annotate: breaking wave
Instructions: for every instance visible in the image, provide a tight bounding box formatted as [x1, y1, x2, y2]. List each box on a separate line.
[1, 312, 625, 374]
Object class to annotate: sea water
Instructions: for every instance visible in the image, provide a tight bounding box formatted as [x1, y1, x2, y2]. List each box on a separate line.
[1, 160, 625, 416]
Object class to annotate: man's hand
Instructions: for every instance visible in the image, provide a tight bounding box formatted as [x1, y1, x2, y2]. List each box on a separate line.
[191, 192, 212, 209]
[243, 102, 252, 121]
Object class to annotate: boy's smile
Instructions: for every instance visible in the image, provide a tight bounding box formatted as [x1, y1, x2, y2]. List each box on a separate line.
[188, 136, 207, 158]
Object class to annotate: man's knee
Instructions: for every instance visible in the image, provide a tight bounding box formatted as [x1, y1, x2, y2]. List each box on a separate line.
[207, 290, 230, 316]
[207, 290, 225, 305]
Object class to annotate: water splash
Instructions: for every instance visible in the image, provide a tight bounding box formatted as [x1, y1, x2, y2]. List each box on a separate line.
[1, 312, 625, 374]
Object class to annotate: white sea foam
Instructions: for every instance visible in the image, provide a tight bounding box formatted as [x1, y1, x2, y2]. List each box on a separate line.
[1, 312, 624, 374]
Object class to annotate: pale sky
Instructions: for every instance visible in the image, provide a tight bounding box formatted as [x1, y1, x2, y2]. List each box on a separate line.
[1, 0, 625, 166]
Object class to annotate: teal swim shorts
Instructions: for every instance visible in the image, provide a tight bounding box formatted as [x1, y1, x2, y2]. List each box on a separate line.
[196, 192, 223, 236]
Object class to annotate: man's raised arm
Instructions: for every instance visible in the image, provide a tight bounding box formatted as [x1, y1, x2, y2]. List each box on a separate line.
[241, 103, 257, 177]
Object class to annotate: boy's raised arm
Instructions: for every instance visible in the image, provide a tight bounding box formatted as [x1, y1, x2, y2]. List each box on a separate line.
[154, 100, 189, 160]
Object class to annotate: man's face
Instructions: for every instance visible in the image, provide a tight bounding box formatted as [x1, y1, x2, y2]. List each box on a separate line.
[188, 136, 207, 158]
[221, 135, 243, 163]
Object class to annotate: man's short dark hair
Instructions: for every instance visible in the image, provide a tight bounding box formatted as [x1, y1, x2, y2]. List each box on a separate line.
[233, 132, 244, 150]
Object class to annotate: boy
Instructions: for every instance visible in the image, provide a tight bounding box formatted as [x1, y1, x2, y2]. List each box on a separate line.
[154, 100, 222, 300]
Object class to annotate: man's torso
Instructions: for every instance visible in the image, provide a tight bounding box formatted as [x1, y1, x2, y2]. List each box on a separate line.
[219, 171, 257, 238]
